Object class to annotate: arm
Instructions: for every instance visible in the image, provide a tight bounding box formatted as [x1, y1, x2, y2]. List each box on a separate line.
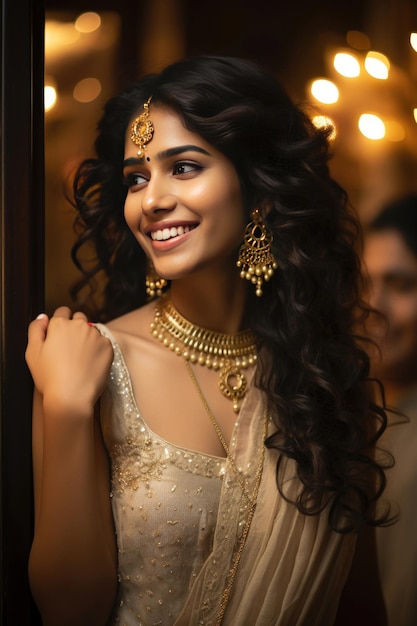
[26, 308, 117, 626]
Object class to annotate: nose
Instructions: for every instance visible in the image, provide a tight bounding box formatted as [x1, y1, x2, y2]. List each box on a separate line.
[141, 175, 177, 215]
[367, 282, 388, 315]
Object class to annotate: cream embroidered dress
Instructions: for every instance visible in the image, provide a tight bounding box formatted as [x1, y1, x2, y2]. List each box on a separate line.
[97, 324, 357, 626]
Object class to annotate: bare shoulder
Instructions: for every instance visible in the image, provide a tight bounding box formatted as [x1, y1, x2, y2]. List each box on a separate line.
[105, 300, 160, 363]
[107, 301, 154, 337]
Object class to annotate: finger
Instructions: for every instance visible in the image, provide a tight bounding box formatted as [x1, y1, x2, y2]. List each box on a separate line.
[53, 306, 72, 319]
[72, 311, 88, 321]
[27, 313, 50, 351]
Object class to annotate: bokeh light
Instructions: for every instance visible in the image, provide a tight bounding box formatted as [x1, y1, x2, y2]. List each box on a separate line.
[364, 51, 390, 79]
[358, 113, 385, 140]
[312, 115, 337, 140]
[333, 52, 360, 78]
[44, 85, 57, 112]
[75, 12, 101, 33]
[73, 77, 102, 103]
[310, 79, 339, 104]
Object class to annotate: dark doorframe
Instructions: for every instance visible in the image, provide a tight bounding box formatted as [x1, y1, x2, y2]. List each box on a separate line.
[1, 0, 44, 623]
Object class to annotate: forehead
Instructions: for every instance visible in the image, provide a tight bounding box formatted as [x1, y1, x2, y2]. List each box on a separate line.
[363, 229, 417, 274]
[124, 104, 209, 155]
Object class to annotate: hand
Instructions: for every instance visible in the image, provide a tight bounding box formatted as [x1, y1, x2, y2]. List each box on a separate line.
[26, 307, 114, 415]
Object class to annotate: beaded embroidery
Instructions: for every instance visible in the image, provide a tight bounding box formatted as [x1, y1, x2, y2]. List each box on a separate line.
[107, 340, 226, 494]
[95, 323, 227, 625]
[95, 323, 265, 626]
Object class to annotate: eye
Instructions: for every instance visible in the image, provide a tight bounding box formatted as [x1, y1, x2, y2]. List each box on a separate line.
[123, 172, 148, 189]
[390, 276, 417, 294]
[172, 162, 202, 176]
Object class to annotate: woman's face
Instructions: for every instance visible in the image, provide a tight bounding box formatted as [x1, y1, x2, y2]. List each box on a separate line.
[123, 104, 246, 283]
[363, 228, 417, 381]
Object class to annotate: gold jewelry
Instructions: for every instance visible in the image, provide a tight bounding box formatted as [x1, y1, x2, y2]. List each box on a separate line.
[130, 96, 154, 158]
[183, 357, 267, 625]
[150, 294, 257, 412]
[236, 208, 278, 297]
[145, 259, 168, 299]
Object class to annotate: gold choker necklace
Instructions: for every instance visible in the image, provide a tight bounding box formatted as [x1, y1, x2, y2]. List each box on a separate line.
[150, 295, 257, 412]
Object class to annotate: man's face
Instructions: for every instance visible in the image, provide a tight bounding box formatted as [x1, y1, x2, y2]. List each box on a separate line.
[363, 229, 417, 382]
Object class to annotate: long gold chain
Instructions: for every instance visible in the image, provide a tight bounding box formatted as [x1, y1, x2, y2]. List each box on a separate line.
[150, 295, 257, 412]
[183, 358, 267, 624]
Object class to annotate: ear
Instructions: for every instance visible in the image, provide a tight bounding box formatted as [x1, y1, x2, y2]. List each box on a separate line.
[258, 200, 273, 217]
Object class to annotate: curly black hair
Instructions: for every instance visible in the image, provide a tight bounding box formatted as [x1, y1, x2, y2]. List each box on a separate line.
[70, 55, 392, 533]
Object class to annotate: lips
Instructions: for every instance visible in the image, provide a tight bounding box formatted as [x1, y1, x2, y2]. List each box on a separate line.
[150, 224, 197, 241]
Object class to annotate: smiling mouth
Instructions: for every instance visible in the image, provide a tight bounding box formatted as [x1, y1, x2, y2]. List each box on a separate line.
[150, 225, 197, 241]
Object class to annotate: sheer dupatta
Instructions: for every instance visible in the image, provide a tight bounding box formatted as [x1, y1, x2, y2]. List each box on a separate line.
[175, 385, 356, 626]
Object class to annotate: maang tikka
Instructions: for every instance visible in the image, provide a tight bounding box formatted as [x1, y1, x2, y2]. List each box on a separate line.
[130, 96, 154, 158]
[237, 209, 278, 297]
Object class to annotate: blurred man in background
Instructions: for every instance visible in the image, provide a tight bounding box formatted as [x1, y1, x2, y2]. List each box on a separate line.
[362, 193, 417, 626]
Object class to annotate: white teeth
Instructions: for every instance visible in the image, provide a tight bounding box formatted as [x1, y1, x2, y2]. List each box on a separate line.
[150, 225, 191, 241]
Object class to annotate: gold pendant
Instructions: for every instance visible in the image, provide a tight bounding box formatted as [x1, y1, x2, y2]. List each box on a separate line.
[218, 362, 248, 413]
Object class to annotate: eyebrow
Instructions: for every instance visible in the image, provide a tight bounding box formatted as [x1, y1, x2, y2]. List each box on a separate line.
[383, 270, 417, 280]
[123, 144, 211, 168]
[364, 270, 417, 284]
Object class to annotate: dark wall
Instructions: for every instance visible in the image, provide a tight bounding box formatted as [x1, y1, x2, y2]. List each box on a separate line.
[1, 0, 44, 624]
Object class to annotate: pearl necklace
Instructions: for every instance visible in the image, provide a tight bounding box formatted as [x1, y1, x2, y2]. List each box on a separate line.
[150, 295, 257, 412]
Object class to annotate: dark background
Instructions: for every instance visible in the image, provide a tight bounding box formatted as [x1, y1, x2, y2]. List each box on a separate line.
[1, 1, 416, 624]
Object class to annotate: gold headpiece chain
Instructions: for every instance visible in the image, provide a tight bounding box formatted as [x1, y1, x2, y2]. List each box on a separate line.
[130, 96, 154, 158]
[150, 295, 257, 412]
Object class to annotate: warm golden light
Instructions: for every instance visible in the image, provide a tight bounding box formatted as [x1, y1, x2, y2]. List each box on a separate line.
[45, 20, 80, 52]
[364, 51, 390, 79]
[410, 33, 417, 52]
[414, 108, 417, 124]
[358, 114, 385, 140]
[75, 12, 101, 33]
[310, 79, 339, 104]
[384, 120, 405, 142]
[333, 52, 360, 77]
[312, 115, 337, 140]
[346, 30, 370, 50]
[73, 77, 102, 103]
[44, 85, 57, 112]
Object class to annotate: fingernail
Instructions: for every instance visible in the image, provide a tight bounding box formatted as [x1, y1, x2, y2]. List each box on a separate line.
[36, 313, 47, 320]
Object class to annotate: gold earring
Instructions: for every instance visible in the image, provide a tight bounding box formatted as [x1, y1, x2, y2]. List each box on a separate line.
[146, 259, 168, 299]
[236, 209, 278, 297]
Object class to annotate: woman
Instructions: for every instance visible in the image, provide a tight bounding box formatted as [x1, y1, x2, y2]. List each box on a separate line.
[26, 56, 390, 625]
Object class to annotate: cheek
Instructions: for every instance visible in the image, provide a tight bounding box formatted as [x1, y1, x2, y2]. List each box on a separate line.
[392, 295, 417, 327]
[123, 196, 138, 230]
[123, 198, 148, 251]
[221, 185, 246, 227]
